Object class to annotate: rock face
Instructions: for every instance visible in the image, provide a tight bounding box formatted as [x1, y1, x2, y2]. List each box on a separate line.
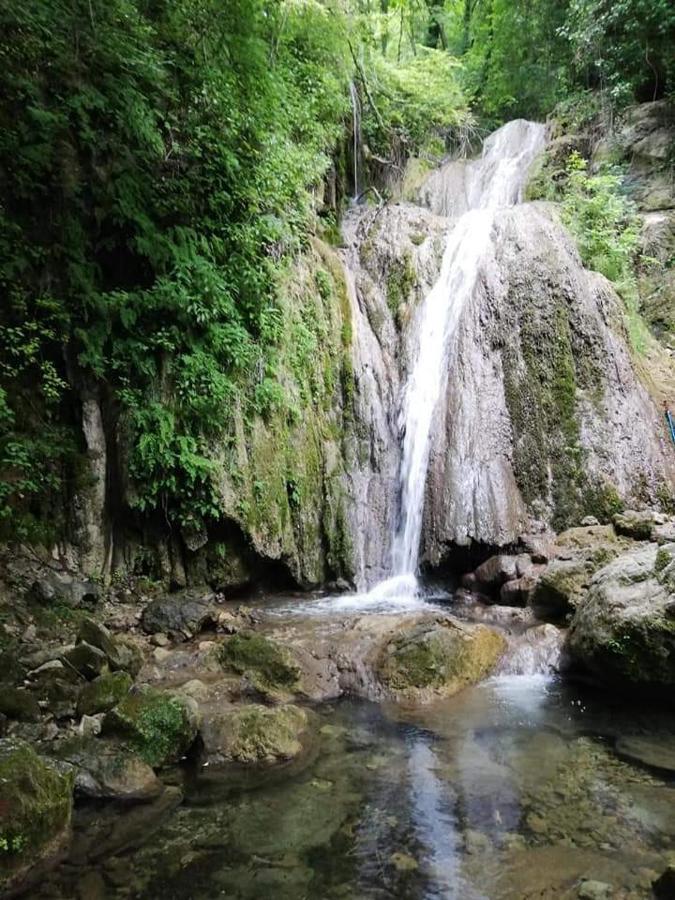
[567, 544, 675, 690]
[0, 738, 74, 896]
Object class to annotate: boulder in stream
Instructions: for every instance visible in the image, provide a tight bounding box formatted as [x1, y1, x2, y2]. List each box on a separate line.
[200, 703, 312, 765]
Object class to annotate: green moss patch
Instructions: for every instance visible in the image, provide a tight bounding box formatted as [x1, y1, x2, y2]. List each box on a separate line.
[218, 632, 300, 695]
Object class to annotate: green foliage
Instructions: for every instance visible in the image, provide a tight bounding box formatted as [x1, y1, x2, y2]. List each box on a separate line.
[558, 152, 648, 351]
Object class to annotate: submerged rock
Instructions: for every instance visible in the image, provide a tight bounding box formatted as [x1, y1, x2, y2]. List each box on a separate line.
[377, 618, 505, 699]
[102, 688, 198, 767]
[200, 704, 311, 765]
[567, 544, 675, 690]
[0, 738, 74, 896]
[60, 740, 162, 803]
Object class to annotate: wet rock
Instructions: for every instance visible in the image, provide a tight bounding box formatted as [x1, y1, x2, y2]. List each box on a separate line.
[613, 510, 660, 541]
[614, 735, 675, 774]
[29, 572, 101, 608]
[62, 642, 107, 680]
[499, 573, 539, 606]
[653, 865, 675, 899]
[76, 671, 132, 717]
[530, 560, 590, 619]
[102, 687, 199, 767]
[70, 785, 182, 864]
[0, 686, 41, 722]
[62, 741, 163, 803]
[377, 618, 506, 699]
[577, 880, 612, 899]
[567, 544, 675, 690]
[218, 632, 300, 696]
[473, 554, 519, 590]
[496, 624, 564, 676]
[200, 704, 311, 765]
[0, 737, 75, 896]
[141, 593, 220, 640]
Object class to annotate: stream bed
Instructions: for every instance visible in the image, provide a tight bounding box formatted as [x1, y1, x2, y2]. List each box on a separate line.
[37, 672, 675, 899]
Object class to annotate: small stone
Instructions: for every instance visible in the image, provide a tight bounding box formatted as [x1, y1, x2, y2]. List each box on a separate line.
[22, 624, 37, 643]
[577, 880, 612, 899]
[78, 714, 104, 737]
[153, 647, 171, 663]
[390, 852, 418, 872]
[580, 516, 600, 527]
[150, 633, 169, 647]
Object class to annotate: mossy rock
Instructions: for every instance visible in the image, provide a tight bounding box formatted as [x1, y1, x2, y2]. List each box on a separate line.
[218, 632, 300, 695]
[530, 560, 591, 620]
[200, 704, 311, 764]
[567, 545, 675, 690]
[0, 738, 74, 896]
[0, 687, 40, 722]
[378, 620, 506, 698]
[613, 510, 658, 541]
[102, 688, 198, 768]
[76, 671, 132, 717]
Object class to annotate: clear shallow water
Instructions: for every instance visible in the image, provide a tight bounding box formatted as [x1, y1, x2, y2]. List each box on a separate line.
[40, 676, 675, 900]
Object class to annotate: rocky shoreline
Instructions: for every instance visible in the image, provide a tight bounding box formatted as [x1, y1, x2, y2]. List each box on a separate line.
[1, 508, 675, 895]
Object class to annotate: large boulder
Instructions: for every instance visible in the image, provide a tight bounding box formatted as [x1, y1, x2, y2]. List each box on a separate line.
[613, 509, 661, 541]
[530, 559, 591, 620]
[0, 738, 74, 896]
[102, 688, 198, 768]
[199, 704, 311, 765]
[567, 544, 675, 690]
[76, 671, 132, 717]
[141, 594, 220, 641]
[61, 741, 163, 803]
[218, 632, 301, 697]
[377, 618, 505, 700]
[29, 572, 101, 608]
[0, 687, 40, 722]
[76, 617, 144, 676]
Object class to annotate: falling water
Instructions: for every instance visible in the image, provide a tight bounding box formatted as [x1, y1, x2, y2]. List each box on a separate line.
[383, 120, 547, 599]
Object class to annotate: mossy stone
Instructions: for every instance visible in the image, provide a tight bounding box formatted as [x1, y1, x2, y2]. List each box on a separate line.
[201, 704, 310, 764]
[102, 688, 198, 768]
[378, 621, 505, 696]
[76, 671, 132, 717]
[218, 632, 300, 694]
[531, 560, 591, 619]
[0, 687, 41, 722]
[0, 738, 74, 895]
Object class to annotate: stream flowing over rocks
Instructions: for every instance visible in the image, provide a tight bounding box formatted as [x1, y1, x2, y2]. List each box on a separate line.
[1, 112, 675, 900]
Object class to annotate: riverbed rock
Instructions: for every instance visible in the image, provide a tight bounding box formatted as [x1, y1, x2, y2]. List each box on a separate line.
[200, 704, 311, 765]
[614, 735, 675, 774]
[76, 671, 132, 717]
[141, 594, 220, 640]
[218, 632, 301, 697]
[62, 741, 163, 803]
[531, 559, 591, 619]
[0, 737, 75, 896]
[377, 618, 505, 700]
[62, 642, 107, 680]
[567, 544, 675, 690]
[102, 688, 199, 767]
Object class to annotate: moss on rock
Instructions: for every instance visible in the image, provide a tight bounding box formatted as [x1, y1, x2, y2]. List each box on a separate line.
[218, 632, 300, 695]
[102, 688, 198, 768]
[378, 620, 505, 698]
[76, 670, 132, 717]
[0, 738, 74, 895]
[200, 704, 311, 764]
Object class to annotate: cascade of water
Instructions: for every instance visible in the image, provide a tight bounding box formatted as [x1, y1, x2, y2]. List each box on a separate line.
[381, 120, 546, 598]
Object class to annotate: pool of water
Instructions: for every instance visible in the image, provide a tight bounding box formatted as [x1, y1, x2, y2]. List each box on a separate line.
[37, 674, 675, 899]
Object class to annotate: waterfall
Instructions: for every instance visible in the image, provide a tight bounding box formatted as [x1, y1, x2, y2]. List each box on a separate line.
[376, 120, 546, 601]
[350, 81, 361, 202]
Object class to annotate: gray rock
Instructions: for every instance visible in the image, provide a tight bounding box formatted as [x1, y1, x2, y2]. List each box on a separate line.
[141, 593, 219, 640]
[62, 642, 107, 680]
[580, 516, 600, 527]
[567, 545, 675, 689]
[62, 741, 163, 803]
[474, 555, 519, 589]
[577, 881, 612, 900]
[614, 735, 675, 774]
[613, 509, 659, 541]
[29, 572, 101, 608]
